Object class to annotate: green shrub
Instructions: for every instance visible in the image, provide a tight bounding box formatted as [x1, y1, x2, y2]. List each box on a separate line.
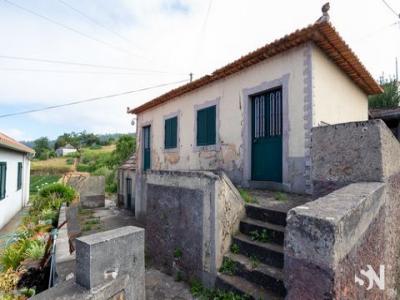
[76, 164, 94, 173]
[89, 144, 102, 150]
[40, 208, 57, 222]
[65, 158, 74, 165]
[24, 240, 46, 261]
[38, 183, 76, 204]
[219, 257, 236, 275]
[0, 240, 30, 270]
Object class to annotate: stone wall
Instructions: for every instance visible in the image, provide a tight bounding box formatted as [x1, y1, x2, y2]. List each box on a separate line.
[284, 120, 400, 299]
[138, 170, 245, 286]
[65, 174, 105, 208]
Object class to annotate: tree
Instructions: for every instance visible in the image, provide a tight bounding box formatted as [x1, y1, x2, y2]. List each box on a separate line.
[33, 137, 52, 160]
[369, 78, 400, 109]
[109, 135, 136, 167]
[54, 133, 72, 150]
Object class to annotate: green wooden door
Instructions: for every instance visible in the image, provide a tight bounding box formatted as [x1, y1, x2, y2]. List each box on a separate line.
[143, 126, 151, 171]
[251, 88, 283, 182]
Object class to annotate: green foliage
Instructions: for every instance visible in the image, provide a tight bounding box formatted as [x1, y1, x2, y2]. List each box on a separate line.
[0, 239, 30, 270]
[40, 208, 57, 223]
[219, 257, 236, 275]
[249, 256, 260, 269]
[249, 229, 269, 243]
[30, 175, 60, 194]
[238, 189, 257, 204]
[24, 240, 45, 261]
[369, 79, 400, 108]
[65, 158, 74, 165]
[173, 248, 183, 259]
[190, 279, 250, 300]
[0, 268, 20, 293]
[274, 192, 287, 201]
[85, 218, 100, 225]
[109, 135, 136, 167]
[33, 137, 51, 160]
[230, 243, 239, 254]
[38, 183, 76, 205]
[19, 287, 36, 297]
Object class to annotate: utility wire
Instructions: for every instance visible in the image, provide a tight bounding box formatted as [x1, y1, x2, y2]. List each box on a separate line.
[0, 67, 180, 76]
[0, 55, 185, 74]
[0, 79, 188, 118]
[381, 0, 400, 18]
[56, 0, 134, 45]
[3, 0, 142, 58]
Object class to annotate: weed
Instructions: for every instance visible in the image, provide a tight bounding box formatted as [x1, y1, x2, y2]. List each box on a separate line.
[175, 271, 183, 282]
[230, 243, 240, 254]
[83, 224, 93, 232]
[85, 218, 100, 225]
[249, 229, 269, 243]
[274, 192, 288, 201]
[0, 268, 21, 293]
[250, 256, 260, 269]
[173, 248, 183, 259]
[219, 257, 236, 275]
[238, 189, 257, 204]
[190, 279, 250, 300]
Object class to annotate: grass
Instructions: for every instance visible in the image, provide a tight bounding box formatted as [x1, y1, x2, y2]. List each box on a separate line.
[249, 229, 270, 243]
[249, 256, 260, 269]
[30, 175, 61, 194]
[81, 144, 115, 156]
[274, 192, 288, 201]
[31, 157, 73, 175]
[190, 279, 250, 300]
[238, 189, 257, 204]
[230, 243, 239, 254]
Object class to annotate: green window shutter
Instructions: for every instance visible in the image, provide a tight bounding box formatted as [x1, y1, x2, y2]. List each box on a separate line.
[0, 162, 6, 200]
[165, 116, 178, 149]
[197, 105, 216, 146]
[17, 162, 22, 190]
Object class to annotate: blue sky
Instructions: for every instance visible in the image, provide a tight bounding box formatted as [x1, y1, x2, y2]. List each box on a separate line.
[0, 0, 399, 141]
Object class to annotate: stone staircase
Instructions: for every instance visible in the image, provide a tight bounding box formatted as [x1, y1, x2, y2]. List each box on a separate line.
[215, 201, 291, 299]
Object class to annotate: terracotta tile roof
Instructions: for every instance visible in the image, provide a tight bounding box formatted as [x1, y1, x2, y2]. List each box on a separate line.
[129, 20, 383, 115]
[0, 132, 34, 154]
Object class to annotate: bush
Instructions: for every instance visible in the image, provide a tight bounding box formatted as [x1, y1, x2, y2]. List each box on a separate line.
[0, 240, 30, 270]
[24, 241, 46, 261]
[76, 164, 95, 173]
[89, 144, 101, 150]
[65, 158, 74, 165]
[38, 183, 76, 204]
[0, 268, 20, 293]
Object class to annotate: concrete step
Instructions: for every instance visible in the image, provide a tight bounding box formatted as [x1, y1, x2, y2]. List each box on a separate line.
[233, 234, 284, 268]
[240, 218, 285, 246]
[216, 273, 283, 300]
[245, 204, 287, 226]
[224, 252, 286, 297]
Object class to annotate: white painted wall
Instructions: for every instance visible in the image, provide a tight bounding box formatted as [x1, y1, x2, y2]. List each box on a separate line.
[56, 148, 77, 157]
[136, 44, 309, 190]
[312, 46, 369, 126]
[0, 148, 31, 230]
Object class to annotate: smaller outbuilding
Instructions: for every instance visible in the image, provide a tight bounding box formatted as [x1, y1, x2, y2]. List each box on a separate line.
[369, 107, 400, 140]
[55, 144, 77, 157]
[0, 132, 34, 230]
[117, 154, 136, 211]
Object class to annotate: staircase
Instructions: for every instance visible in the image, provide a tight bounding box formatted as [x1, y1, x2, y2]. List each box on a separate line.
[215, 202, 288, 299]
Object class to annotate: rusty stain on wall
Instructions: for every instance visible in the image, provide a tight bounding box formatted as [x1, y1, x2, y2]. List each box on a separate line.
[164, 152, 180, 165]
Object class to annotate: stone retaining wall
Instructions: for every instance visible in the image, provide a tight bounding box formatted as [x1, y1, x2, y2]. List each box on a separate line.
[137, 170, 245, 286]
[285, 120, 400, 299]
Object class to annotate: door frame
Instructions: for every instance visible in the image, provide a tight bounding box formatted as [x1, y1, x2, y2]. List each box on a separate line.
[126, 177, 132, 210]
[142, 124, 152, 171]
[242, 74, 290, 187]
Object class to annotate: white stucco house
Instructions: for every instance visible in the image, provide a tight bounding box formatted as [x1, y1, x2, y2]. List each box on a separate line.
[55, 144, 77, 157]
[0, 132, 34, 230]
[128, 19, 382, 203]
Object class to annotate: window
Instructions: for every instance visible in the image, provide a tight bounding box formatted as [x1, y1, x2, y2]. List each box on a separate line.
[164, 116, 178, 149]
[17, 162, 22, 190]
[0, 162, 6, 200]
[197, 105, 216, 146]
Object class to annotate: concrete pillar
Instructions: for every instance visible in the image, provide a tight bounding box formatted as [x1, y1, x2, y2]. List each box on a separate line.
[75, 226, 145, 300]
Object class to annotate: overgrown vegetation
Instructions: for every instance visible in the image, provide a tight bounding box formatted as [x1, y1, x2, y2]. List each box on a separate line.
[369, 78, 400, 108]
[0, 183, 77, 299]
[190, 279, 250, 300]
[249, 229, 270, 243]
[274, 192, 287, 201]
[249, 256, 260, 269]
[238, 189, 257, 204]
[230, 243, 239, 254]
[219, 257, 236, 275]
[30, 175, 61, 194]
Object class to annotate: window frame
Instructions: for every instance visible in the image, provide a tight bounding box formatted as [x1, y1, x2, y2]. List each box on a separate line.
[17, 162, 22, 190]
[164, 115, 179, 150]
[193, 99, 220, 151]
[0, 162, 6, 200]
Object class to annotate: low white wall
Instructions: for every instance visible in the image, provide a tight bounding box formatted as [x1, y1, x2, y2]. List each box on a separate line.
[0, 148, 30, 230]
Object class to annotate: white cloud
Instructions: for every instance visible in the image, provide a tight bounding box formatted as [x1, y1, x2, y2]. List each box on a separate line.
[0, 0, 399, 140]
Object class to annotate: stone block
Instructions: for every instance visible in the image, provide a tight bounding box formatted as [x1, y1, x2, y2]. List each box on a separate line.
[75, 226, 145, 299]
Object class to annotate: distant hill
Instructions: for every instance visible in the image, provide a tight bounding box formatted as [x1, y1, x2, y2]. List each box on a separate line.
[21, 132, 135, 147]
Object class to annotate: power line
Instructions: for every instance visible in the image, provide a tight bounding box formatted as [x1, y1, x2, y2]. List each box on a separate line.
[0, 79, 188, 118]
[0, 55, 184, 74]
[57, 0, 134, 45]
[0, 67, 180, 76]
[3, 0, 142, 58]
[381, 0, 400, 18]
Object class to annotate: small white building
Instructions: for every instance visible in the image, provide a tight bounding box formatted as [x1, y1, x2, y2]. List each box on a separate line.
[55, 144, 77, 157]
[0, 132, 34, 230]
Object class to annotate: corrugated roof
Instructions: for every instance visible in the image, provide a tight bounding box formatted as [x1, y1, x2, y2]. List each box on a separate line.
[129, 20, 383, 115]
[0, 132, 34, 154]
